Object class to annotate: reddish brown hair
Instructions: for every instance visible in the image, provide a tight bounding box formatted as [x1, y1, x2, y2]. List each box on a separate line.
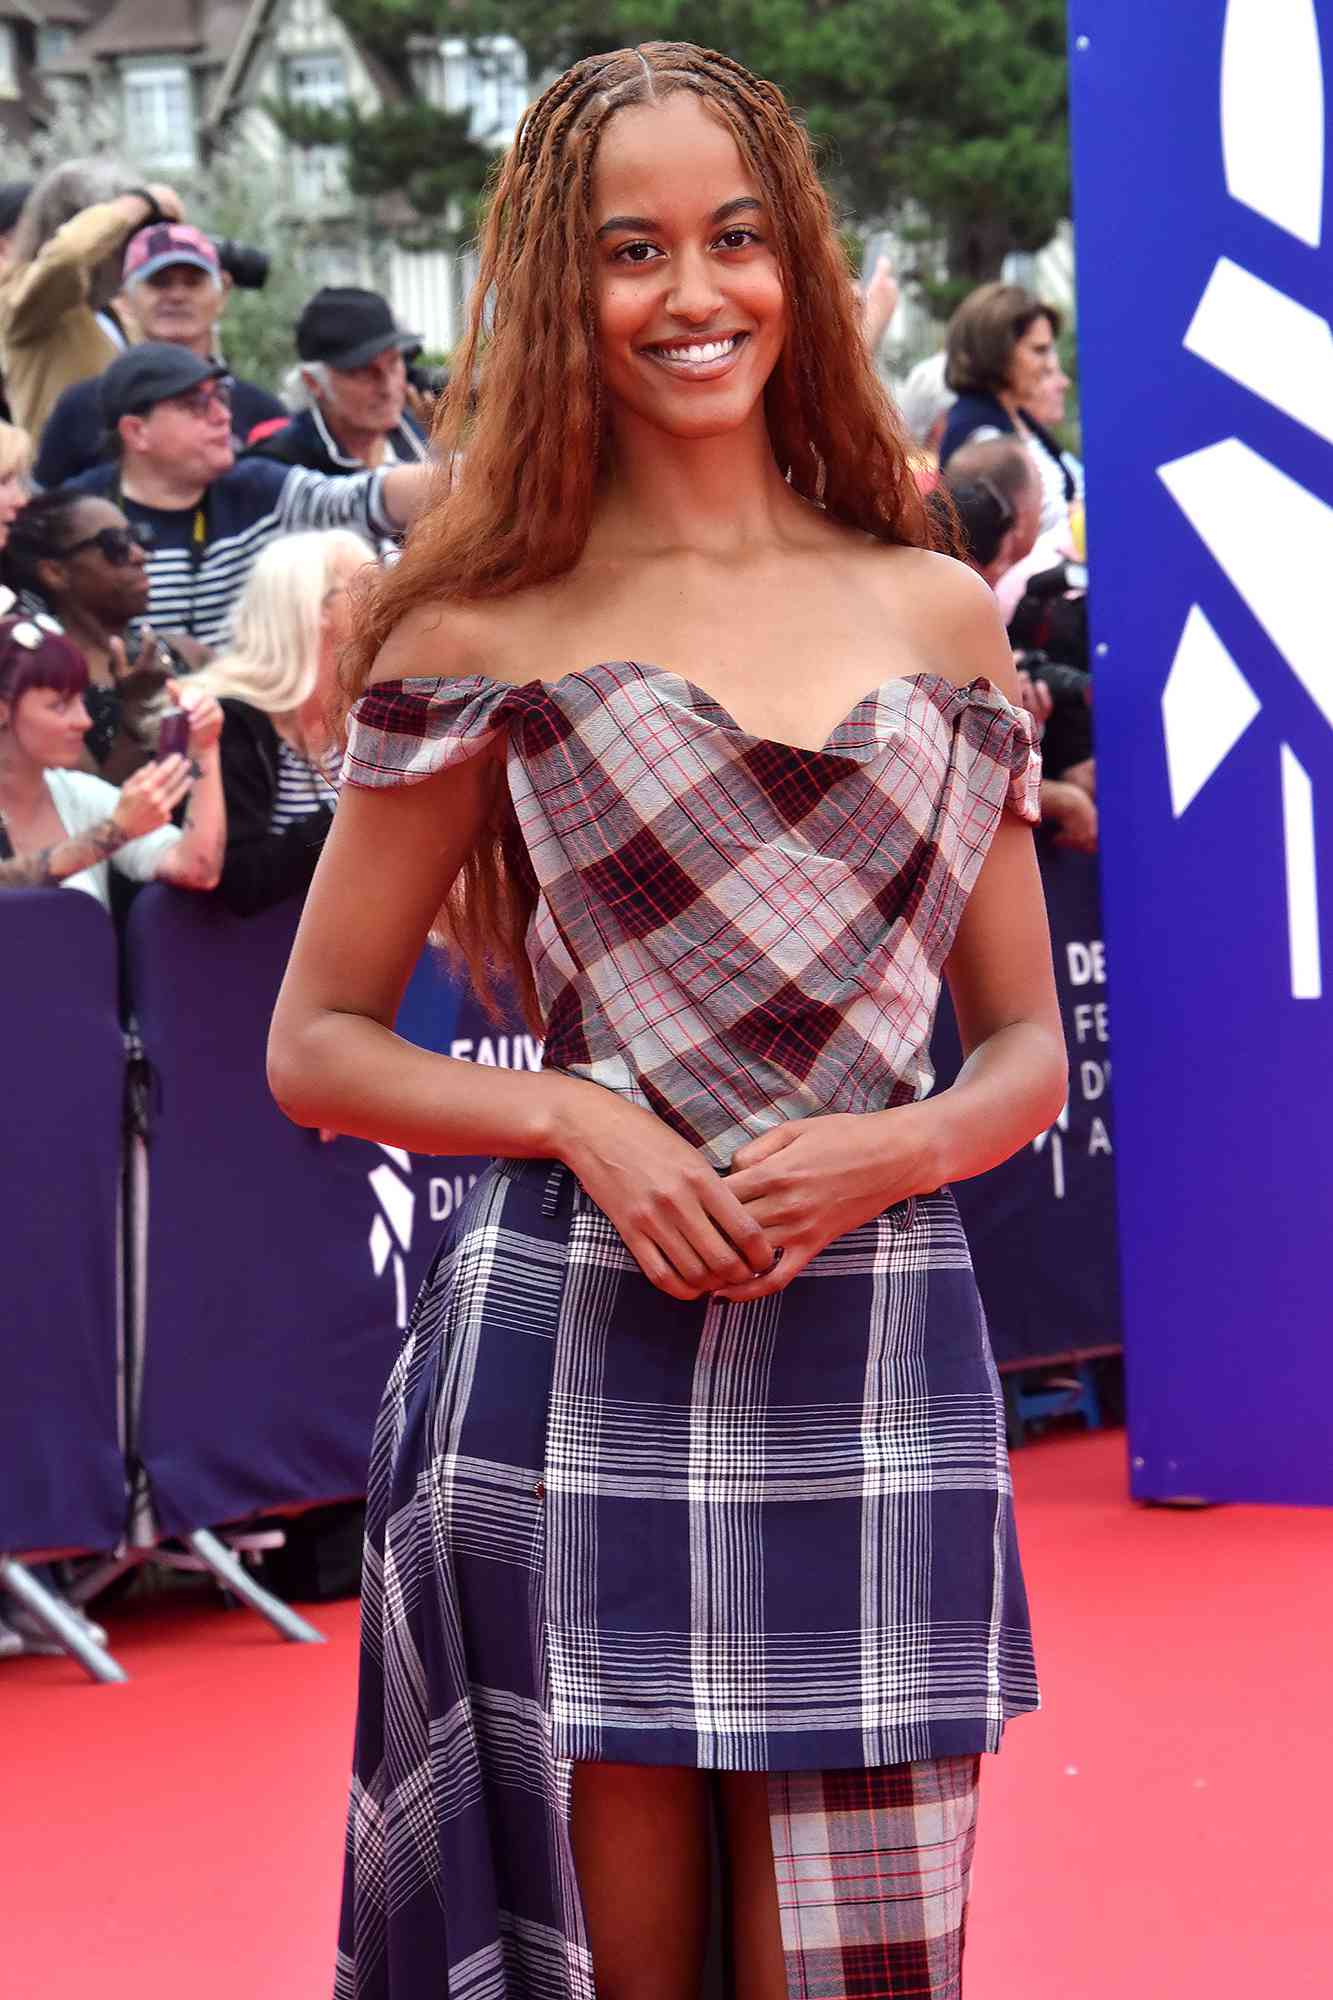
[347, 41, 945, 1023]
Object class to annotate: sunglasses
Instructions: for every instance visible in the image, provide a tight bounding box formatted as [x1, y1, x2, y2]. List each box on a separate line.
[4, 613, 64, 649]
[160, 380, 233, 419]
[62, 525, 143, 566]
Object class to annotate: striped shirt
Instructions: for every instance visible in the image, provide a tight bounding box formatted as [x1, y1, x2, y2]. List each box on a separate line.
[269, 738, 340, 832]
[69, 458, 397, 648]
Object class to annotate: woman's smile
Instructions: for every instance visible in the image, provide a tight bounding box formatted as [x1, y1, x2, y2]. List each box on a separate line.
[639, 330, 750, 379]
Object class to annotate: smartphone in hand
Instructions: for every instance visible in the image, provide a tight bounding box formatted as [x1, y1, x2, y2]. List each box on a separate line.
[156, 708, 191, 760]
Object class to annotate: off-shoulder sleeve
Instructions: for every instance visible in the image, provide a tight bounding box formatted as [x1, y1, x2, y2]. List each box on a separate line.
[341, 674, 530, 790]
[957, 679, 1042, 825]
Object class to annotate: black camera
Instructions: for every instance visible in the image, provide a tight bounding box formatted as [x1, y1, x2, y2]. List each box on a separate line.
[209, 237, 270, 290]
[406, 360, 449, 398]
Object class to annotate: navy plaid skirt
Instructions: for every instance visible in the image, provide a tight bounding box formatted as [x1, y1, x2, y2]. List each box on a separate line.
[335, 1157, 1035, 1998]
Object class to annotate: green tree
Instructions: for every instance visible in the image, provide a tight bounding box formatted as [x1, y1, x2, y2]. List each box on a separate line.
[319, 0, 1068, 304]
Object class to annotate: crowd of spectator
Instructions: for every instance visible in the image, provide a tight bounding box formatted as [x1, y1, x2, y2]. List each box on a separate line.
[0, 161, 1096, 918]
[888, 273, 1097, 854]
[0, 172, 1100, 1652]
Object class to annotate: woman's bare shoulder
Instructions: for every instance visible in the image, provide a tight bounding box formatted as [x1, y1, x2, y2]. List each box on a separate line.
[366, 596, 538, 690]
[866, 544, 1021, 699]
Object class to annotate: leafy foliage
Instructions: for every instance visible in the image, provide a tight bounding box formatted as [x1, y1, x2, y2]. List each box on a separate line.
[318, 0, 1069, 302]
[273, 101, 492, 249]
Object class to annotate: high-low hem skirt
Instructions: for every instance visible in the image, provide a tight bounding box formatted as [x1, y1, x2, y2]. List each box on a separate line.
[335, 1157, 1037, 1999]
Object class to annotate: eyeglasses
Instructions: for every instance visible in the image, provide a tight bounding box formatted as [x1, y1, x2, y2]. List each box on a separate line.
[3, 613, 64, 648]
[61, 525, 143, 567]
[160, 380, 233, 419]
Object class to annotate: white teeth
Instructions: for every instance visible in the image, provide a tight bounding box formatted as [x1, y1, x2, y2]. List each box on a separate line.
[654, 337, 739, 364]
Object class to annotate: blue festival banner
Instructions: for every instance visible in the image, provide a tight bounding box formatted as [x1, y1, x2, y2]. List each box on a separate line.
[1069, 2, 1333, 1501]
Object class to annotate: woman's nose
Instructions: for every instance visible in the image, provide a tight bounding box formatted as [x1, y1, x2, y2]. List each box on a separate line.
[665, 247, 724, 321]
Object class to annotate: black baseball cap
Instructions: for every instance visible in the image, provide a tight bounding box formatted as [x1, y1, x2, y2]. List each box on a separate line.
[100, 343, 227, 425]
[296, 287, 421, 372]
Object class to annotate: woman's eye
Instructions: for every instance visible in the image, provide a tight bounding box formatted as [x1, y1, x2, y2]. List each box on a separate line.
[716, 228, 761, 251]
[613, 241, 661, 264]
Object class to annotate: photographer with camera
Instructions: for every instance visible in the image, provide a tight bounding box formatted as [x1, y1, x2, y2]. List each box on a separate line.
[0, 167, 187, 441]
[247, 287, 429, 481]
[35, 226, 286, 490]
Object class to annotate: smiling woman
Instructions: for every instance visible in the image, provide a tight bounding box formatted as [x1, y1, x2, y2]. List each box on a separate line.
[268, 40, 1066, 2000]
[0, 488, 200, 780]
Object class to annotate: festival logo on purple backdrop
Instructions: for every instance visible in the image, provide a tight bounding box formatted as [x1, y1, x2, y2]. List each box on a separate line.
[1157, 0, 1328, 1000]
[366, 1008, 545, 1327]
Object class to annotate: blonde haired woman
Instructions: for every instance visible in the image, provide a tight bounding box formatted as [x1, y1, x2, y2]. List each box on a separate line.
[195, 528, 371, 915]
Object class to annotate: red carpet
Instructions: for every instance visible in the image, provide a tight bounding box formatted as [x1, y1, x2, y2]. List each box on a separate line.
[2, 1429, 1329, 1998]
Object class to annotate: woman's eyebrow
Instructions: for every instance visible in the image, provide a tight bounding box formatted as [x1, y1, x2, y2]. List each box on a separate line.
[595, 196, 766, 239]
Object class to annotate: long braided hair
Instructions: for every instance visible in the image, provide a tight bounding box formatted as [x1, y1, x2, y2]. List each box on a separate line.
[348, 42, 940, 1022]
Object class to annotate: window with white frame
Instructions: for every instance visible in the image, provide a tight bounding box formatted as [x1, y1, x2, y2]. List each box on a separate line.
[37, 25, 71, 67]
[283, 51, 349, 208]
[123, 65, 196, 171]
[0, 24, 17, 99]
[439, 36, 527, 147]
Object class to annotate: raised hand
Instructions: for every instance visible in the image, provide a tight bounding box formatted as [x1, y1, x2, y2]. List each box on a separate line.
[111, 755, 193, 841]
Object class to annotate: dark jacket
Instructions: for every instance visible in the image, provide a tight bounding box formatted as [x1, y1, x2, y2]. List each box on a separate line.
[939, 390, 1075, 503]
[244, 403, 428, 477]
[217, 697, 332, 918]
[35, 370, 285, 489]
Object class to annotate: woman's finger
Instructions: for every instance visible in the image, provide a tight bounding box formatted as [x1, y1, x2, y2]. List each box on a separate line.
[701, 1182, 776, 1273]
[713, 1246, 808, 1304]
[630, 1236, 702, 1303]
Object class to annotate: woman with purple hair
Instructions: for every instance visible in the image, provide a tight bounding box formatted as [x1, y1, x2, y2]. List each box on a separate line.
[0, 614, 225, 897]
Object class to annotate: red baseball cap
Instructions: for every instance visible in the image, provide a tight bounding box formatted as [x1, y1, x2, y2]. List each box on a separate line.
[123, 222, 221, 286]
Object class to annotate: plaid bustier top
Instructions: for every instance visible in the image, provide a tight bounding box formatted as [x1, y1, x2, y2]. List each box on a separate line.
[344, 661, 1040, 1166]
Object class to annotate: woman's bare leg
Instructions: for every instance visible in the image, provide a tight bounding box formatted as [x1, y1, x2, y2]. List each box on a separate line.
[571, 1762, 712, 2000]
[718, 1772, 787, 2000]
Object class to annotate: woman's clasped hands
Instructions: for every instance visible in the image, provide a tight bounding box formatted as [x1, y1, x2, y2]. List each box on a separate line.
[557, 1085, 937, 1305]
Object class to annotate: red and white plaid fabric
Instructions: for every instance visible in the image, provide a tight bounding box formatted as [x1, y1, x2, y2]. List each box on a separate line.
[769, 1758, 982, 2000]
[344, 661, 1039, 1165]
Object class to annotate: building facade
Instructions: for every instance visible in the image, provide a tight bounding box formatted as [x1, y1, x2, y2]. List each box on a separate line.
[37, 0, 526, 351]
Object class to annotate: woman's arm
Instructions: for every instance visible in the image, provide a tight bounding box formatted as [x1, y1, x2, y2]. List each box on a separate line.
[0, 816, 131, 889]
[152, 686, 226, 892]
[2, 189, 179, 345]
[0, 760, 194, 889]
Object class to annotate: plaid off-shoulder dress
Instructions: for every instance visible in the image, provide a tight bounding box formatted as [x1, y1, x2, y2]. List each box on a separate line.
[335, 661, 1043, 2000]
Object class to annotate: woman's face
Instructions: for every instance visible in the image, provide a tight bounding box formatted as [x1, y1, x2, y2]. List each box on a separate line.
[1006, 316, 1059, 408]
[0, 468, 27, 549]
[592, 93, 786, 445]
[8, 683, 92, 768]
[50, 499, 151, 628]
[1024, 353, 1071, 428]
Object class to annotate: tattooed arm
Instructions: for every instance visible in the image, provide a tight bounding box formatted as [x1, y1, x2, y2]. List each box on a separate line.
[0, 815, 130, 889]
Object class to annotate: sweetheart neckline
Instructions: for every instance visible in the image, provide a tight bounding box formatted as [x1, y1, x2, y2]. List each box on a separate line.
[383, 660, 1003, 760]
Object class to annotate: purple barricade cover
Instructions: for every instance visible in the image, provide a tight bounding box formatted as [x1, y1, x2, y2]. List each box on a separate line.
[127, 890, 532, 1535]
[2, 891, 127, 1553]
[931, 845, 1122, 1369]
